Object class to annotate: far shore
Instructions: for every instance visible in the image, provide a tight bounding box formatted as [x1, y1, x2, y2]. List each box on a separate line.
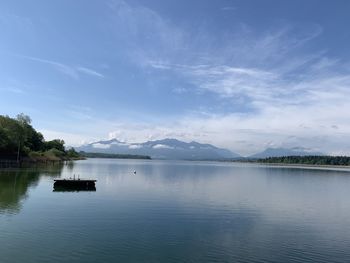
[249, 161, 350, 170]
[1, 157, 350, 172]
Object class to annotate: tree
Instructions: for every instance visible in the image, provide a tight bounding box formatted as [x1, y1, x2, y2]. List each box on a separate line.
[66, 148, 79, 158]
[44, 139, 65, 152]
[0, 114, 45, 158]
[15, 113, 32, 162]
[16, 113, 31, 125]
[0, 127, 11, 153]
[0, 115, 24, 159]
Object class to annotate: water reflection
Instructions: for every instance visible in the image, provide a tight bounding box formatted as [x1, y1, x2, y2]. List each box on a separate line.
[53, 186, 96, 192]
[1, 159, 350, 262]
[0, 163, 65, 214]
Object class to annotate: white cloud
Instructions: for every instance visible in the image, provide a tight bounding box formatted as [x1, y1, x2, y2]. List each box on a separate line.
[39, 129, 97, 147]
[153, 144, 173, 149]
[129, 144, 142, 149]
[126, 15, 350, 155]
[40, 108, 350, 156]
[126, 65, 350, 155]
[99, 100, 350, 156]
[38, 2, 350, 156]
[92, 143, 111, 149]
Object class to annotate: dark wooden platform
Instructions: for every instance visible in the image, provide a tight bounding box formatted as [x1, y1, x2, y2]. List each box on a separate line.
[53, 179, 97, 191]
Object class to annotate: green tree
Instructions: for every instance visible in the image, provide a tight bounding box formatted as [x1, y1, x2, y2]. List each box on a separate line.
[0, 115, 24, 159]
[16, 113, 31, 125]
[0, 114, 81, 161]
[44, 139, 65, 152]
[66, 148, 80, 158]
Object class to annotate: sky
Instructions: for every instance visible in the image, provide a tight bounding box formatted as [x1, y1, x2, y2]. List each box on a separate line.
[1, 0, 350, 156]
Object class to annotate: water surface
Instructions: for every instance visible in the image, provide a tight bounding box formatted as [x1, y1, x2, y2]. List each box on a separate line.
[1, 159, 350, 262]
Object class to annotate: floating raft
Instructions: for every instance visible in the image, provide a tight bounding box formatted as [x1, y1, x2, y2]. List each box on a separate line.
[53, 178, 97, 192]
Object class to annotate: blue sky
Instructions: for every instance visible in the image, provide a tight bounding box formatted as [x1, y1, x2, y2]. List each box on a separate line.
[1, 0, 350, 155]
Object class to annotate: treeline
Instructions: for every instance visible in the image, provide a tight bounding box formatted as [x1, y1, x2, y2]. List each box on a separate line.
[259, 156, 350, 166]
[0, 114, 81, 161]
[80, 151, 151, 160]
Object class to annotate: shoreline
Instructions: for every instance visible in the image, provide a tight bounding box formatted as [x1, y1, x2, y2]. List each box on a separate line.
[0, 157, 85, 169]
[251, 161, 350, 170]
[1, 157, 350, 171]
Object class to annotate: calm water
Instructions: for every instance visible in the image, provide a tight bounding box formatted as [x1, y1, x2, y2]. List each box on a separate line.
[1, 159, 350, 263]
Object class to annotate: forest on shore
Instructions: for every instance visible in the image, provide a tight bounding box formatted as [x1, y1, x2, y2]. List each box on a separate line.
[0, 114, 81, 162]
[258, 156, 350, 166]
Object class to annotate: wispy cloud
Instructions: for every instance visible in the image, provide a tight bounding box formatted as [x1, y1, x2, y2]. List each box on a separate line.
[65, 105, 94, 120]
[107, 0, 187, 64]
[145, 58, 350, 154]
[103, 1, 350, 155]
[77, 67, 104, 78]
[19, 55, 104, 80]
[32, 1, 350, 156]
[23, 56, 79, 79]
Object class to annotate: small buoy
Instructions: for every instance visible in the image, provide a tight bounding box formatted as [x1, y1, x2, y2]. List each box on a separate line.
[133, 170, 136, 174]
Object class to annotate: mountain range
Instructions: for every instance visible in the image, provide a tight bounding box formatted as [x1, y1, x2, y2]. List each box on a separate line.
[75, 138, 324, 160]
[75, 138, 241, 160]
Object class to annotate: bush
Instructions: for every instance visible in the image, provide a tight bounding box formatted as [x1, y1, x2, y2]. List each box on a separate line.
[28, 151, 42, 158]
[41, 148, 66, 161]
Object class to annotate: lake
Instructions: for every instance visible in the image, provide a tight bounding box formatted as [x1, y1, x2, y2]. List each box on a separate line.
[1, 159, 350, 263]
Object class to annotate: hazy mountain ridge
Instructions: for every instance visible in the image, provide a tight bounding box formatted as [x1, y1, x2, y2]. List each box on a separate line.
[76, 138, 241, 160]
[249, 147, 324, 159]
[75, 139, 325, 160]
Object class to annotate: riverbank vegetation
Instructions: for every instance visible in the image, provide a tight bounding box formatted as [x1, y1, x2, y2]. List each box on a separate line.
[0, 114, 82, 162]
[258, 156, 350, 166]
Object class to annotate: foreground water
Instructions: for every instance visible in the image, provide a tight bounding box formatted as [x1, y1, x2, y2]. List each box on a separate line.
[1, 159, 350, 263]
